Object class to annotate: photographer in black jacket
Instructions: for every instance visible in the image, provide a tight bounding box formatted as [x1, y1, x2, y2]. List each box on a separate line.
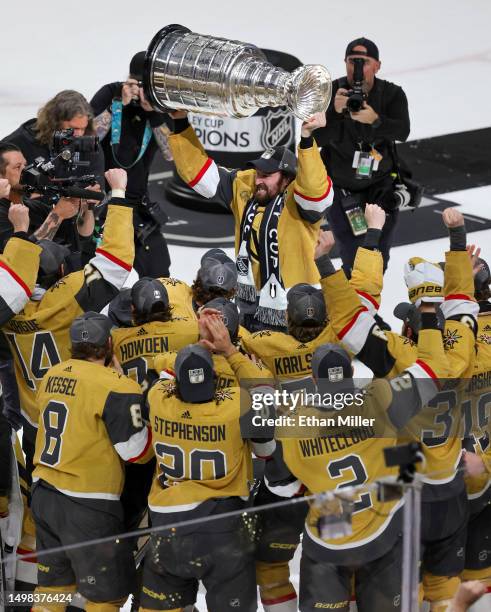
[91, 52, 173, 277]
[2, 91, 103, 258]
[315, 38, 410, 274]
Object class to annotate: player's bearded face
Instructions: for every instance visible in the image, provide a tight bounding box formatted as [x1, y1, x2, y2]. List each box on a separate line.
[254, 171, 287, 204]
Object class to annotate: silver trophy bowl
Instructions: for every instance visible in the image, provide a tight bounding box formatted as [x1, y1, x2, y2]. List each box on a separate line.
[143, 24, 332, 120]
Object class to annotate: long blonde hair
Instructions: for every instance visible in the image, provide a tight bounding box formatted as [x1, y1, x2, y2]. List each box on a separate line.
[35, 90, 95, 146]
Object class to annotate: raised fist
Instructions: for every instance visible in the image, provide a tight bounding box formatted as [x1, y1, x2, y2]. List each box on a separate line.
[364, 203, 386, 230]
[314, 230, 335, 260]
[442, 207, 464, 228]
[8, 202, 29, 233]
[105, 168, 127, 191]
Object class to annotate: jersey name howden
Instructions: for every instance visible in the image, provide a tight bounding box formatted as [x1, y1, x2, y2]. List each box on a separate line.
[298, 427, 376, 457]
[120, 336, 169, 361]
[44, 375, 78, 397]
[274, 353, 312, 376]
[6, 319, 42, 333]
[153, 417, 226, 442]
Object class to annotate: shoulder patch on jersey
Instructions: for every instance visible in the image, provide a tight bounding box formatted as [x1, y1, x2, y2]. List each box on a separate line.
[483, 324, 491, 331]
[403, 337, 416, 346]
[478, 333, 491, 345]
[136, 327, 148, 336]
[252, 330, 272, 338]
[158, 379, 177, 397]
[443, 328, 462, 350]
[215, 389, 234, 404]
[49, 278, 66, 292]
[163, 277, 182, 287]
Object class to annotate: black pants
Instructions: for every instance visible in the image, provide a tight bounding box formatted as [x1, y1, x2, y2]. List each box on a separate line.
[141, 508, 257, 611]
[134, 230, 171, 278]
[21, 418, 37, 489]
[299, 535, 403, 611]
[0, 357, 22, 430]
[327, 181, 399, 276]
[31, 482, 135, 602]
[420, 488, 468, 577]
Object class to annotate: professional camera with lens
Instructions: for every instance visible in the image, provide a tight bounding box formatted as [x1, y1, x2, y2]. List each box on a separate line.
[346, 57, 366, 113]
[52, 128, 99, 158]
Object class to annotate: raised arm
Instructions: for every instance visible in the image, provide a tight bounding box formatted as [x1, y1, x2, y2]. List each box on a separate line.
[292, 113, 333, 224]
[75, 169, 135, 312]
[439, 208, 479, 378]
[167, 111, 237, 207]
[0, 208, 42, 324]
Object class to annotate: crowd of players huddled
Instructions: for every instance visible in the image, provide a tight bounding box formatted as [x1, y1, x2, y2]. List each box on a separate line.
[0, 40, 490, 612]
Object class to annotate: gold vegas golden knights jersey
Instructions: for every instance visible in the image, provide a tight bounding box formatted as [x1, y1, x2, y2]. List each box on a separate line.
[33, 359, 151, 505]
[463, 306, 491, 511]
[112, 318, 200, 388]
[153, 348, 273, 391]
[241, 247, 383, 390]
[0, 236, 42, 325]
[157, 277, 196, 320]
[2, 203, 134, 429]
[321, 251, 478, 499]
[147, 378, 255, 520]
[269, 324, 449, 564]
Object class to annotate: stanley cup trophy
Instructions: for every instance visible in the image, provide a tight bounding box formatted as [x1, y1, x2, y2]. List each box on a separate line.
[142, 24, 332, 120]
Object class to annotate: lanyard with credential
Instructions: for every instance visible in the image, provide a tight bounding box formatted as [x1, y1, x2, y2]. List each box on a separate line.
[110, 98, 152, 169]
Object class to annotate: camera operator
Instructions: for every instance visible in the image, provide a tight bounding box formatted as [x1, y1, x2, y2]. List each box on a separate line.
[90, 51, 173, 277]
[3, 90, 104, 255]
[315, 38, 410, 275]
[0, 142, 95, 255]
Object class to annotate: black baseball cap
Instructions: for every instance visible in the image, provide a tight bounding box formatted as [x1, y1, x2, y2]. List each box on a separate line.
[131, 277, 169, 315]
[198, 258, 237, 292]
[108, 289, 133, 327]
[203, 297, 240, 339]
[70, 311, 113, 347]
[174, 344, 215, 403]
[247, 146, 297, 178]
[312, 344, 354, 400]
[38, 240, 71, 276]
[200, 248, 233, 266]
[129, 51, 145, 80]
[312, 343, 353, 383]
[287, 284, 327, 326]
[393, 302, 423, 334]
[345, 37, 379, 61]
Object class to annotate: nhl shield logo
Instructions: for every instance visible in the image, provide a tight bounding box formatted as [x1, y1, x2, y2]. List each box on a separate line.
[216, 275, 224, 285]
[237, 255, 249, 276]
[260, 108, 295, 149]
[306, 306, 315, 318]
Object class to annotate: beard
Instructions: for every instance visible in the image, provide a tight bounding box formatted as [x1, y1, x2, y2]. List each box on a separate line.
[254, 183, 273, 204]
